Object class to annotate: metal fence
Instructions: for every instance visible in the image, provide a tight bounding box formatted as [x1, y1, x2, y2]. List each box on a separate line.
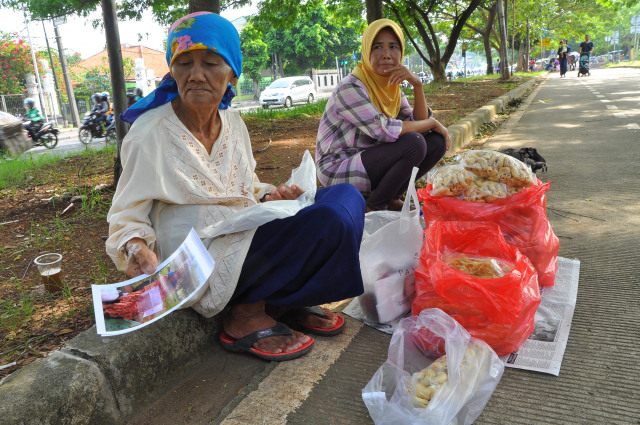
[0, 94, 26, 117]
[1, 93, 90, 123]
[235, 79, 273, 97]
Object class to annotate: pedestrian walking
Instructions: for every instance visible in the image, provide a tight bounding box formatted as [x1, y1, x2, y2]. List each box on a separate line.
[557, 39, 571, 77]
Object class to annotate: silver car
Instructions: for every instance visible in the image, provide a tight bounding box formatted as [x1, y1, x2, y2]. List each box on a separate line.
[259, 76, 317, 109]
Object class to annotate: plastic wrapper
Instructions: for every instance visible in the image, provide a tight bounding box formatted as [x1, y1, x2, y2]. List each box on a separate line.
[418, 181, 559, 287]
[362, 308, 504, 425]
[358, 168, 423, 324]
[427, 164, 476, 197]
[442, 250, 514, 279]
[458, 179, 507, 203]
[412, 221, 541, 356]
[456, 149, 536, 187]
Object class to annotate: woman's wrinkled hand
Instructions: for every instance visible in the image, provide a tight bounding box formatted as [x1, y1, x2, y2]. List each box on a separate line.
[384, 65, 421, 87]
[262, 184, 305, 202]
[125, 238, 159, 278]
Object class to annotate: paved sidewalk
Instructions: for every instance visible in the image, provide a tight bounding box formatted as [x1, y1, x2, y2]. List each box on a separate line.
[2, 69, 639, 424]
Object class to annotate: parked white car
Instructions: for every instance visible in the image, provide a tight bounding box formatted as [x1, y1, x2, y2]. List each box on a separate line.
[259, 76, 317, 109]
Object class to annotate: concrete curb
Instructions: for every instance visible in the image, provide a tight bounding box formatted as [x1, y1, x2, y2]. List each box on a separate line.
[0, 309, 220, 424]
[446, 76, 542, 153]
[0, 75, 542, 424]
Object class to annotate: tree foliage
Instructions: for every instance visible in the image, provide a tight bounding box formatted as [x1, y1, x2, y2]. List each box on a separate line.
[0, 0, 249, 27]
[255, 1, 364, 75]
[240, 22, 270, 100]
[0, 32, 33, 94]
[385, 0, 484, 82]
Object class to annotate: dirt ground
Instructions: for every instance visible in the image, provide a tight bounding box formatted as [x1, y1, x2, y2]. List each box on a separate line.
[0, 75, 532, 378]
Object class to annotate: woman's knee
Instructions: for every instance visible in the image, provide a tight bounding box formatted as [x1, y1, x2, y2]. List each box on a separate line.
[310, 185, 365, 233]
[397, 132, 428, 162]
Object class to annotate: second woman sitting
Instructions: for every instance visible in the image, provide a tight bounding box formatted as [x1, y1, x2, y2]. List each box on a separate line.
[316, 18, 450, 212]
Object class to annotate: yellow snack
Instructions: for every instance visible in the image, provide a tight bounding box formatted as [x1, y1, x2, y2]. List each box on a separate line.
[443, 253, 514, 279]
[407, 355, 449, 408]
[457, 150, 536, 187]
[459, 179, 507, 203]
[429, 165, 476, 197]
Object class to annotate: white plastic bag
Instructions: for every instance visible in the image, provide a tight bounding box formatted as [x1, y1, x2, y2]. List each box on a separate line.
[362, 308, 504, 425]
[198, 150, 317, 239]
[357, 167, 423, 324]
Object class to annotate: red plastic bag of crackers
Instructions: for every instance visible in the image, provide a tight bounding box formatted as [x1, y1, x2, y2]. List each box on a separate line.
[412, 221, 541, 356]
[418, 180, 559, 287]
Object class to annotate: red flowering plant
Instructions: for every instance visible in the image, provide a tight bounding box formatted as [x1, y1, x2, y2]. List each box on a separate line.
[0, 32, 36, 95]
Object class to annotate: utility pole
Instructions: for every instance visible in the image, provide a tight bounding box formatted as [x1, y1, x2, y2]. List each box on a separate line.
[22, 7, 48, 121]
[42, 21, 67, 126]
[101, 0, 128, 183]
[52, 20, 80, 128]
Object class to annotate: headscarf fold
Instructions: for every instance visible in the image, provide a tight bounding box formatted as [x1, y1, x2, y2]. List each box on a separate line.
[351, 19, 405, 119]
[121, 12, 243, 124]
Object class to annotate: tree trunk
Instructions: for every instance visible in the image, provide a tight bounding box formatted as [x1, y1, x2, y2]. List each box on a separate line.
[431, 61, 447, 83]
[496, 0, 509, 79]
[277, 53, 284, 77]
[101, 0, 127, 184]
[483, 2, 497, 75]
[253, 78, 260, 101]
[189, 0, 220, 13]
[366, 0, 383, 23]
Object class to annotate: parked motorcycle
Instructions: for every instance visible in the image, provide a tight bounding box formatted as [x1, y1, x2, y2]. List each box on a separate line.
[20, 118, 59, 149]
[79, 112, 115, 145]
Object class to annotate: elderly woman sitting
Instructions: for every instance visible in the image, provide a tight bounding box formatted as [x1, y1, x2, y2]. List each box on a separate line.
[107, 12, 365, 361]
[316, 19, 449, 212]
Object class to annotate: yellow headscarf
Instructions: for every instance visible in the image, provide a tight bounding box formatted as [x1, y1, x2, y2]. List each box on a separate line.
[352, 19, 405, 118]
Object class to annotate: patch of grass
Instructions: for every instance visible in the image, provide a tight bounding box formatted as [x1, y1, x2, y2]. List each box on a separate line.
[241, 99, 328, 120]
[604, 60, 640, 67]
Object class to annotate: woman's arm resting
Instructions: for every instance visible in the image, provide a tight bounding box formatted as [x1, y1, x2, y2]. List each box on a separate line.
[400, 118, 451, 150]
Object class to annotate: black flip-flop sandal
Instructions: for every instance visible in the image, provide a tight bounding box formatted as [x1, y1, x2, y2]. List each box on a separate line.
[280, 306, 346, 337]
[219, 322, 314, 362]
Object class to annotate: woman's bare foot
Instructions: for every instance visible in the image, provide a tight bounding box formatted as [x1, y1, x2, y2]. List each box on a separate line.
[224, 301, 310, 354]
[298, 307, 339, 329]
[387, 199, 404, 211]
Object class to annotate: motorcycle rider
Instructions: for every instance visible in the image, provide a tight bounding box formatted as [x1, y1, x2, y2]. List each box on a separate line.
[91, 92, 109, 134]
[23, 98, 43, 140]
[126, 87, 144, 109]
[102, 92, 114, 126]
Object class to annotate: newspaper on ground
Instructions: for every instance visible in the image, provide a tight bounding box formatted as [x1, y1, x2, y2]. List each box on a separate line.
[92, 229, 215, 336]
[343, 257, 580, 376]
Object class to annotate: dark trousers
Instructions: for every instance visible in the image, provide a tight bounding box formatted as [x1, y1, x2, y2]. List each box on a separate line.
[231, 184, 365, 307]
[361, 131, 446, 210]
[559, 57, 568, 76]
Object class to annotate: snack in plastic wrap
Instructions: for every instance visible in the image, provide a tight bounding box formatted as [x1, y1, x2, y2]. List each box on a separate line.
[418, 181, 559, 287]
[428, 165, 476, 197]
[459, 179, 507, 203]
[457, 150, 536, 187]
[407, 354, 449, 408]
[413, 221, 541, 355]
[362, 309, 505, 425]
[442, 251, 514, 279]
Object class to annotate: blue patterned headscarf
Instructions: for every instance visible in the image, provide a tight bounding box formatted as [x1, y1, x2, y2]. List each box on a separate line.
[121, 12, 242, 124]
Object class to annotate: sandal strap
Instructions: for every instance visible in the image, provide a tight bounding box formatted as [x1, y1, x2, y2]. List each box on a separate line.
[281, 306, 328, 322]
[230, 322, 292, 351]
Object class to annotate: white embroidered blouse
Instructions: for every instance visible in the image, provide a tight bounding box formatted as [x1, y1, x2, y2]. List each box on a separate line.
[106, 102, 274, 318]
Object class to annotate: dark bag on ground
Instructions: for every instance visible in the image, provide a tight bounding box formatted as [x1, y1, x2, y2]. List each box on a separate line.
[500, 147, 547, 173]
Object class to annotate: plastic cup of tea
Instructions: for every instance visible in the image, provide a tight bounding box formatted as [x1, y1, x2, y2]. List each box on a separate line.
[34, 253, 63, 293]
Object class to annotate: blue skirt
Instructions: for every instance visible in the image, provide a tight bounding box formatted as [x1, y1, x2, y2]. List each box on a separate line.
[231, 183, 365, 307]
